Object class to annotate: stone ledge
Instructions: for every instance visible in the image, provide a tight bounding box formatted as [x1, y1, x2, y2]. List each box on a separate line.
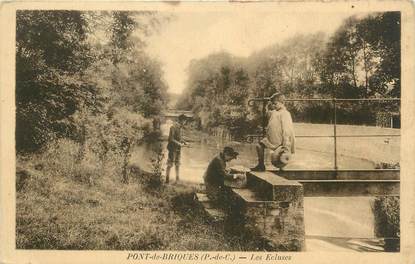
[195, 192, 226, 222]
[299, 180, 400, 197]
[276, 169, 400, 180]
[231, 188, 269, 203]
[248, 171, 301, 186]
[247, 171, 303, 202]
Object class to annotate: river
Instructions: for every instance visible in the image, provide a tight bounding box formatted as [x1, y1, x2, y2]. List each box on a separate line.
[130, 123, 398, 251]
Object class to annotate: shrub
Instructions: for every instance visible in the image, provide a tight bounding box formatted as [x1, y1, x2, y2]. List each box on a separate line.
[372, 196, 400, 252]
[71, 108, 153, 183]
[375, 162, 400, 169]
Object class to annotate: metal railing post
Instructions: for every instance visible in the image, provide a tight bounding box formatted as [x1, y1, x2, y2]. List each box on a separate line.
[262, 101, 267, 137]
[333, 98, 338, 172]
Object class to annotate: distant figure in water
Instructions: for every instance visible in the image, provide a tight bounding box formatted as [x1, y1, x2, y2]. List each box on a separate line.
[203, 146, 241, 206]
[251, 92, 295, 172]
[166, 114, 188, 183]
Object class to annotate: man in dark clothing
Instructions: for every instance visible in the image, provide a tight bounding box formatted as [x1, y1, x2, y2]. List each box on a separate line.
[166, 114, 188, 183]
[203, 146, 240, 206]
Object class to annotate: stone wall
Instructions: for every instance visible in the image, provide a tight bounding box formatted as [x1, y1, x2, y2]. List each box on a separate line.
[227, 171, 305, 251]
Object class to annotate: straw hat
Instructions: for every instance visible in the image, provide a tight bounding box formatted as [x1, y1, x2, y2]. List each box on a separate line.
[271, 146, 291, 168]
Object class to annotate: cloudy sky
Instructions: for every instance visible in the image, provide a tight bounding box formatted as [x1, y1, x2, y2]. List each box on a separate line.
[145, 11, 356, 94]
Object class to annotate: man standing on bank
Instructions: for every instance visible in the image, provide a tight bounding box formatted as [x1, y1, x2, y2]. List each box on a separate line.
[166, 114, 188, 183]
[204, 146, 241, 206]
[251, 92, 295, 172]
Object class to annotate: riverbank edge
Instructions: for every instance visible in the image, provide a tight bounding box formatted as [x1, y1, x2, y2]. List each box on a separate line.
[15, 137, 245, 251]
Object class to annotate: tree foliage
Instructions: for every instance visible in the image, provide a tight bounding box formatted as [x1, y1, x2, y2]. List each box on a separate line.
[177, 12, 400, 138]
[16, 10, 168, 160]
[177, 52, 253, 139]
[16, 10, 93, 152]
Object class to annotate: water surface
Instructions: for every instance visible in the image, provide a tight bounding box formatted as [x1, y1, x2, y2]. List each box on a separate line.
[131, 124, 398, 245]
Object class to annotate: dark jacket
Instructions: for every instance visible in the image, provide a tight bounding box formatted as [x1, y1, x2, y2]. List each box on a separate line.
[167, 124, 183, 151]
[203, 153, 232, 187]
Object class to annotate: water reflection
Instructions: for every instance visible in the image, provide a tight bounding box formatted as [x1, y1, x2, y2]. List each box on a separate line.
[164, 141, 375, 184]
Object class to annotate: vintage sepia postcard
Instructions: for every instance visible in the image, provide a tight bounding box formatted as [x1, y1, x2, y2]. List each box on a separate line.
[0, 1, 414, 264]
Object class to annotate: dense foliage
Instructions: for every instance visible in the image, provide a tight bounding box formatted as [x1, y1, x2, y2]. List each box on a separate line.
[16, 10, 168, 161]
[372, 196, 400, 251]
[178, 53, 253, 139]
[16, 11, 92, 152]
[177, 12, 401, 138]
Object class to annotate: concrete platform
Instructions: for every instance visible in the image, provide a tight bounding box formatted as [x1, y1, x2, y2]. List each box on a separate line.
[299, 179, 399, 196]
[248, 170, 400, 197]
[247, 171, 304, 203]
[277, 169, 400, 180]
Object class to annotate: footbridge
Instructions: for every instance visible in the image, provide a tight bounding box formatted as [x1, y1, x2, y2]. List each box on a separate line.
[162, 110, 194, 121]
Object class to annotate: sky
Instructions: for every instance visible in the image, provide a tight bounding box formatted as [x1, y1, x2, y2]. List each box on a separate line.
[145, 11, 356, 95]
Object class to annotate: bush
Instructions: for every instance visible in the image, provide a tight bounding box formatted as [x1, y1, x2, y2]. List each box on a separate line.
[372, 196, 400, 252]
[71, 108, 153, 183]
[375, 162, 400, 169]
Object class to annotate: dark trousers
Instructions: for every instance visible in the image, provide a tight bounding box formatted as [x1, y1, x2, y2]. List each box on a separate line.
[205, 181, 232, 210]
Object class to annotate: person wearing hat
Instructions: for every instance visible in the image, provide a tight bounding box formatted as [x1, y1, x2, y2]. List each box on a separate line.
[203, 146, 241, 206]
[165, 114, 188, 183]
[251, 92, 295, 171]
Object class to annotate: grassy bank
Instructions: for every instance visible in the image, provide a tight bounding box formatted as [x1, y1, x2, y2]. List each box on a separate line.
[16, 139, 244, 250]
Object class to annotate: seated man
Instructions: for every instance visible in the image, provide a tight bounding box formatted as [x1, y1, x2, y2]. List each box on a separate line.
[203, 146, 240, 207]
[252, 92, 295, 171]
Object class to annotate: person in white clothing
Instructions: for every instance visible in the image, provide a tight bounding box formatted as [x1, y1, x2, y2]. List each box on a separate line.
[251, 92, 295, 171]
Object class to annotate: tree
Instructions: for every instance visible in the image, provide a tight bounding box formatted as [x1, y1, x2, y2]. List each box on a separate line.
[319, 12, 400, 123]
[177, 12, 401, 134]
[359, 12, 401, 97]
[177, 52, 252, 137]
[16, 10, 169, 159]
[16, 10, 93, 152]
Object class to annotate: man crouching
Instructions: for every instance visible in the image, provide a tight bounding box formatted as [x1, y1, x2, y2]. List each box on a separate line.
[203, 146, 241, 207]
